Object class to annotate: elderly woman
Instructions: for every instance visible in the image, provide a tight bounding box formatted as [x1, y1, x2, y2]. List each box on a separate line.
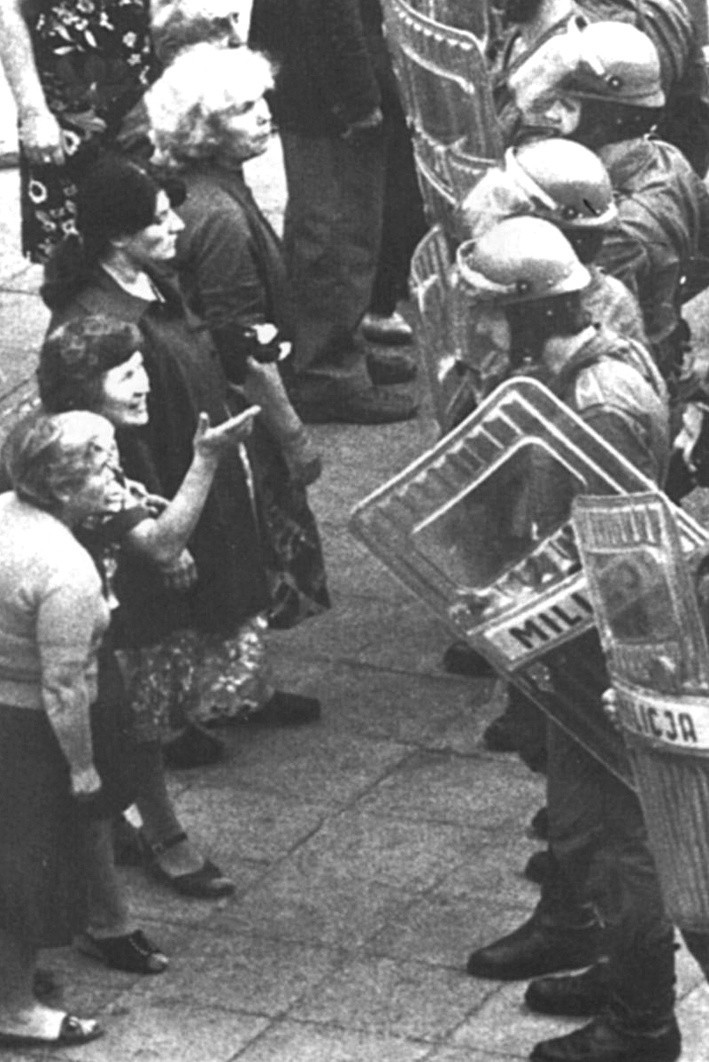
[0, 410, 123, 1047]
[41, 155, 321, 883]
[39, 314, 259, 898]
[146, 44, 330, 641]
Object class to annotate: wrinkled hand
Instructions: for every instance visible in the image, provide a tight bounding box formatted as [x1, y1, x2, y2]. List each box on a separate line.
[342, 106, 384, 140]
[160, 548, 197, 591]
[193, 408, 260, 457]
[19, 108, 65, 166]
[601, 688, 621, 730]
[71, 764, 102, 800]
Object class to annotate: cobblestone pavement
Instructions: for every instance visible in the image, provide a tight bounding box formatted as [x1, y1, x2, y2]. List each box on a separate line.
[0, 141, 707, 1061]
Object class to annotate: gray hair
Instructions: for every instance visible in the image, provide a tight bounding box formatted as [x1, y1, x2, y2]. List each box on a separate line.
[2, 410, 113, 512]
[146, 43, 274, 167]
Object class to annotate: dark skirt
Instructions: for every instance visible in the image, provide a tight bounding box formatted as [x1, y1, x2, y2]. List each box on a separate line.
[0, 705, 89, 948]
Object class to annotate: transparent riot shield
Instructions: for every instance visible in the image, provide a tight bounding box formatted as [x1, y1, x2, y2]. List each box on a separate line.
[573, 492, 709, 931]
[350, 378, 708, 784]
[382, 0, 504, 226]
[410, 226, 510, 432]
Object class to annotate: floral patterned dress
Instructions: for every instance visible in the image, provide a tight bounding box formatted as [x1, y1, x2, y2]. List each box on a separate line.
[21, 0, 159, 262]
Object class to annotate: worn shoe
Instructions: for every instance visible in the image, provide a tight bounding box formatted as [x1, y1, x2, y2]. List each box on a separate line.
[241, 691, 322, 728]
[143, 831, 235, 899]
[162, 723, 226, 769]
[0, 1013, 103, 1048]
[530, 1015, 681, 1062]
[77, 929, 168, 974]
[525, 961, 611, 1017]
[442, 641, 495, 678]
[291, 384, 419, 425]
[524, 849, 551, 884]
[362, 311, 414, 345]
[366, 348, 418, 385]
[466, 915, 603, 980]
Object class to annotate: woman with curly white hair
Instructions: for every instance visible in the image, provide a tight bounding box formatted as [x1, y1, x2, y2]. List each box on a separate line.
[145, 43, 330, 715]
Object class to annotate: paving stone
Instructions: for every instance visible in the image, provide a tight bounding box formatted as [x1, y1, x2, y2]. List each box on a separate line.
[173, 784, 329, 865]
[0, 291, 47, 395]
[233, 1020, 432, 1062]
[211, 866, 414, 949]
[257, 659, 495, 753]
[187, 727, 410, 807]
[279, 809, 481, 892]
[290, 954, 493, 1041]
[58, 1002, 268, 1062]
[450, 984, 586, 1057]
[118, 931, 341, 1018]
[366, 865, 538, 969]
[677, 978, 709, 1062]
[358, 750, 544, 829]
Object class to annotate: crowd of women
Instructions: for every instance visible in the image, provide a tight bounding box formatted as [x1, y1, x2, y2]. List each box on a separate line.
[0, 1, 345, 1046]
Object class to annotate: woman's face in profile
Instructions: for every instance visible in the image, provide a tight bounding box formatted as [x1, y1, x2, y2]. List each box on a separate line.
[120, 191, 184, 268]
[99, 351, 151, 429]
[217, 94, 273, 164]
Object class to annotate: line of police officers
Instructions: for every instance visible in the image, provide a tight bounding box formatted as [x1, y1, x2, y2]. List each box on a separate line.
[403, 1, 709, 1059]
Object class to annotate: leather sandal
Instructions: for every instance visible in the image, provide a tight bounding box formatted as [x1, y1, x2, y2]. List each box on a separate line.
[0, 1012, 103, 1047]
[77, 929, 169, 974]
[143, 831, 235, 899]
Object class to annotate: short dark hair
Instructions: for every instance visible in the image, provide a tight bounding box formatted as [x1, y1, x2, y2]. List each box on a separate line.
[38, 315, 143, 413]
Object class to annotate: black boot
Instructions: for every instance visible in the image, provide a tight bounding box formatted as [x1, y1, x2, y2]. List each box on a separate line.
[530, 1014, 681, 1062]
[466, 913, 603, 980]
[524, 849, 551, 884]
[525, 960, 610, 1016]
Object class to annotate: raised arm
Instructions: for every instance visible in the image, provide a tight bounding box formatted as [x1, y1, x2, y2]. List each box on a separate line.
[0, 0, 65, 164]
[125, 407, 259, 565]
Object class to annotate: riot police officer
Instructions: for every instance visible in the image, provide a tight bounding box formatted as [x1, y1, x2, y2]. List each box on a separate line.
[459, 216, 680, 1062]
[517, 21, 709, 498]
[458, 137, 649, 353]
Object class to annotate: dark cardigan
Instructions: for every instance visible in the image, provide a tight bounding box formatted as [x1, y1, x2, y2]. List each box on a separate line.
[49, 267, 270, 646]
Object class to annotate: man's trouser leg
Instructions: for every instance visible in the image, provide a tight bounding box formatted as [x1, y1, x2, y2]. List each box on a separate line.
[281, 128, 386, 395]
[547, 722, 676, 1029]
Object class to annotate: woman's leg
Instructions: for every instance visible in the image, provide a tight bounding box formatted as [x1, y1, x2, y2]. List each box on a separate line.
[84, 818, 130, 938]
[134, 741, 204, 875]
[0, 929, 81, 1038]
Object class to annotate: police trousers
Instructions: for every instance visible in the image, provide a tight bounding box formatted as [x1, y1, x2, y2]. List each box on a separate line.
[541, 719, 676, 1026]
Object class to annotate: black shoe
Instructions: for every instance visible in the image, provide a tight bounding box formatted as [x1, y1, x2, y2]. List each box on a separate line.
[291, 384, 418, 425]
[529, 806, 549, 840]
[442, 641, 495, 678]
[482, 713, 517, 752]
[530, 1015, 681, 1062]
[241, 691, 322, 728]
[525, 961, 611, 1016]
[366, 348, 418, 385]
[466, 915, 603, 980]
[162, 724, 226, 769]
[524, 849, 551, 885]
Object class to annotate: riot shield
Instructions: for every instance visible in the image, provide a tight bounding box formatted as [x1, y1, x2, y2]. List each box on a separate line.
[573, 492, 709, 930]
[350, 378, 708, 784]
[382, 0, 504, 226]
